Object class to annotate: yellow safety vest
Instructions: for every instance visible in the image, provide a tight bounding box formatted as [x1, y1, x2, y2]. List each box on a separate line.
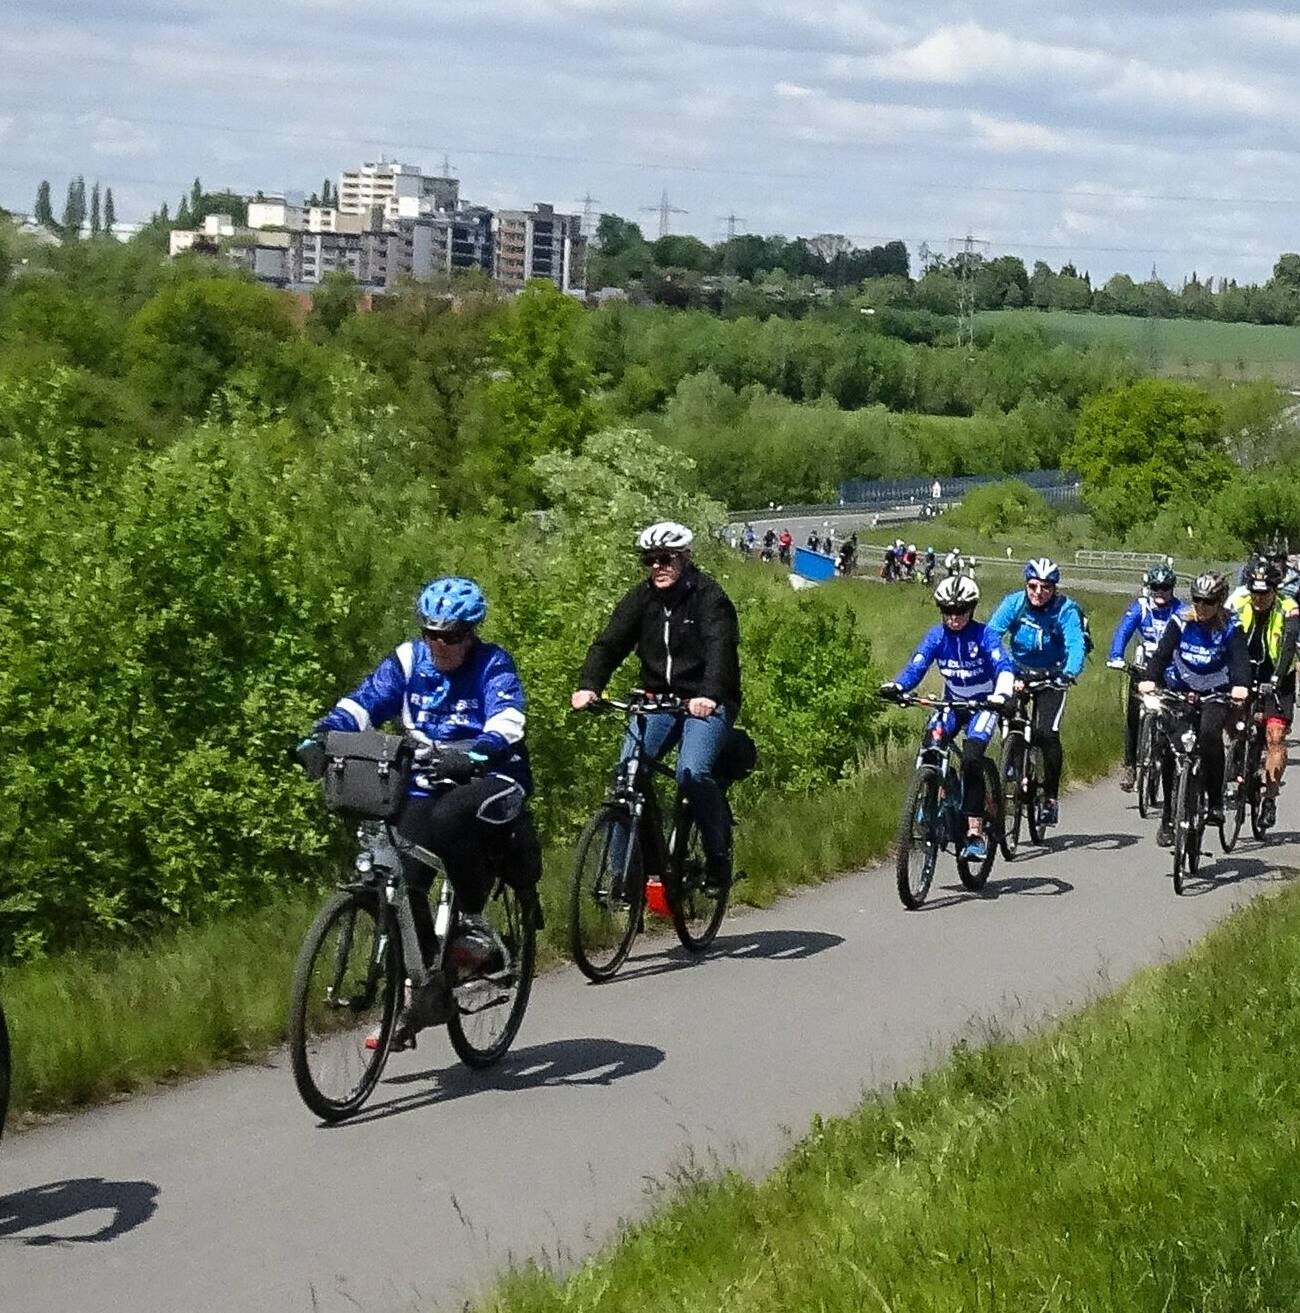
[1229, 591, 1299, 666]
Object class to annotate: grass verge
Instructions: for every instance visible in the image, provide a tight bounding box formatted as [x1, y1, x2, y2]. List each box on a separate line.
[4, 584, 1129, 1122]
[481, 877, 1300, 1313]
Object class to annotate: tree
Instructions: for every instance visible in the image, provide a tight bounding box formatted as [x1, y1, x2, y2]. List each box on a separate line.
[34, 180, 54, 227]
[321, 179, 333, 207]
[103, 188, 116, 233]
[190, 177, 203, 217]
[1028, 261, 1056, 310]
[649, 234, 715, 273]
[306, 270, 359, 338]
[61, 176, 87, 238]
[1066, 379, 1233, 536]
[89, 181, 101, 236]
[158, 201, 170, 224]
[1271, 254, 1300, 290]
[176, 196, 192, 227]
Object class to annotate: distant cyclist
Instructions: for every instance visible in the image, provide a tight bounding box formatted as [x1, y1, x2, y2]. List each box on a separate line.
[882, 543, 898, 581]
[922, 546, 937, 586]
[1229, 560, 1299, 829]
[571, 522, 742, 897]
[879, 576, 1014, 861]
[1140, 572, 1249, 846]
[1106, 564, 1180, 792]
[945, 547, 966, 578]
[987, 559, 1088, 828]
[778, 528, 793, 565]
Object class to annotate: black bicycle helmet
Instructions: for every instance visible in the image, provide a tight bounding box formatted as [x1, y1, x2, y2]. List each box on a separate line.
[1245, 560, 1282, 593]
[1190, 571, 1229, 604]
[1144, 563, 1176, 591]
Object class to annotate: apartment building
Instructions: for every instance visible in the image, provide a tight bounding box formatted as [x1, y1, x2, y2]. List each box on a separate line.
[492, 204, 586, 293]
[291, 230, 389, 286]
[246, 198, 306, 231]
[337, 160, 459, 222]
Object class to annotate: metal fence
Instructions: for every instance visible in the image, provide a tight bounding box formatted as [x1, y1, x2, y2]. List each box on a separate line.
[837, 469, 1079, 507]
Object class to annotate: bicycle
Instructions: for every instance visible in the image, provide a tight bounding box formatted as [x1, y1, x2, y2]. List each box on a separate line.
[568, 693, 733, 981]
[1152, 690, 1231, 894]
[288, 735, 538, 1122]
[1224, 683, 1271, 847]
[1114, 663, 1164, 821]
[887, 691, 1005, 909]
[996, 677, 1062, 860]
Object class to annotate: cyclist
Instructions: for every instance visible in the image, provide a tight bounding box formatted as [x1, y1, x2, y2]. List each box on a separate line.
[987, 559, 1088, 828]
[741, 524, 755, 557]
[1229, 560, 1299, 829]
[778, 528, 793, 565]
[806, 529, 821, 551]
[882, 543, 898, 581]
[761, 527, 777, 561]
[1140, 571, 1249, 846]
[300, 577, 541, 1042]
[1106, 564, 1180, 792]
[922, 546, 937, 586]
[879, 576, 1014, 861]
[945, 547, 966, 578]
[571, 522, 742, 897]
[902, 544, 918, 579]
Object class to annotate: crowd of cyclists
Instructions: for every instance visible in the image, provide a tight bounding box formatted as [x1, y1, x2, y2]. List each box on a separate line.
[295, 517, 1299, 1049]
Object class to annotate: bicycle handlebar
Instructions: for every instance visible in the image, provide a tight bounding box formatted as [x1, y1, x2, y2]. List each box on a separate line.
[581, 691, 688, 717]
[883, 691, 1006, 716]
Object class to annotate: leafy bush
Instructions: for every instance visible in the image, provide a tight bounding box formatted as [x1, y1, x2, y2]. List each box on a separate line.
[943, 480, 1057, 538]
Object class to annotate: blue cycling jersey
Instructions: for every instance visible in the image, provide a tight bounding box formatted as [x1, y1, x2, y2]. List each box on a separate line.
[893, 619, 1015, 702]
[317, 638, 531, 793]
[987, 590, 1087, 679]
[1108, 594, 1180, 665]
[1161, 609, 1240, 694]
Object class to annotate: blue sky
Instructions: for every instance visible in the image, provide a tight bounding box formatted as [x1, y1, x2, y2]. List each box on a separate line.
[3, 1, 1299, 282]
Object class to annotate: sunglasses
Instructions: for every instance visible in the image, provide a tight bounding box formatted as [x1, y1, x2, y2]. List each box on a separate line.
[641, 552, 682, 569]
[423, 625, 473, 646]
[1025, 579, 1056, 592]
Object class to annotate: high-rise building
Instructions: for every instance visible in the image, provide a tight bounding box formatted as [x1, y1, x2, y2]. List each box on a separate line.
[492, 203, 586, 293]
[337, 160, 459, 222]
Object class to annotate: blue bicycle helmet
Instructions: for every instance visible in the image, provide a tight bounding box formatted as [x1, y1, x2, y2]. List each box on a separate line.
[416, 576, 487, 628]
[1024, 557, 1061, 584]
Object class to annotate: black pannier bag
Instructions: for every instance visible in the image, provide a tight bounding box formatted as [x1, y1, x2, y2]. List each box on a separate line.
[716, 725, 758, 786]
[322, 730, 411, 819]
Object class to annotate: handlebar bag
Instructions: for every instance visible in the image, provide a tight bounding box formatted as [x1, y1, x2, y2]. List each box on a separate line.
[716, 725, 758, 785]
[322, 730, 411, 819]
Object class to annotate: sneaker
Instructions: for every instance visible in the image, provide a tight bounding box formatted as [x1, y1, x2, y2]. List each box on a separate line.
[449, 916, 505, 979]
[1119, 765, 1136, 793]
[1156, 819, 1174, 848]
[1261, 797, 1278, 830]
[702, 854, 732, 900]
[1041, 799, 1060, 826]
[962, 833, 989, 861]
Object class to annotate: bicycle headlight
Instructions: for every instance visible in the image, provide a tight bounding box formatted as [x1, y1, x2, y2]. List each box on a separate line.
[1180, 728, 1197, 751]
[1142, 694, 1163, 713]
[355, 850, 374, 874]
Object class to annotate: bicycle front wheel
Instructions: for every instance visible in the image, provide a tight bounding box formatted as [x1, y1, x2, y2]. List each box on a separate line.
[1247, 738, 1268, 840]
[288, 890, 400, 1122]
[896, 768, 942, 909]
[449, 882, 537, 1068]
[1136, 717, 1157, 820]
[1221, 735, 1247, 853]
[668, 811, 727, 952]
[569, 805, 643, 982]
[1172, 764, 1202, 895]
[998, 737, 1025, 861]
[1025, 747, 1047, 845]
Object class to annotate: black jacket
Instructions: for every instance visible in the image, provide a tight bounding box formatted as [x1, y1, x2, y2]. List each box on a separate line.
[579, 566, 742, 708]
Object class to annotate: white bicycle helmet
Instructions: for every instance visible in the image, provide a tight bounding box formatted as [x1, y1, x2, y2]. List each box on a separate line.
[637, 521, 694, 552]
[934, 575, 980, 612]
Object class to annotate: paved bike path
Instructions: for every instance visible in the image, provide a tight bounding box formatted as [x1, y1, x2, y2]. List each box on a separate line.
[2, 776, 1296, 1312]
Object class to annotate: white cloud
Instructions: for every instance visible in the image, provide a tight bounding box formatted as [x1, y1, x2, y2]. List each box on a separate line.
[1099, 60, 1277, 119]
[79, 113, 159, 157]
[969, 113, 1069, 154]
[775, 81, 814, 97]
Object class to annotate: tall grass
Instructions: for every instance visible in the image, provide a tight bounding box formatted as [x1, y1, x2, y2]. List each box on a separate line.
[482, 882, 1300, 1313]
[2, 582, 1130, 1122]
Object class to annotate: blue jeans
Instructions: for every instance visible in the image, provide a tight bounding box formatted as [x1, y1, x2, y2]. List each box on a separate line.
[620, 706, 734, 859]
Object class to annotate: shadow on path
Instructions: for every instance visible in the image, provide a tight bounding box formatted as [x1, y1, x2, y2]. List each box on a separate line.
[1038, 831, 1140, 855]
[1178, 853, 1299, 897]
[334, 1036, 666, 1129]
[916, 874, 1074, 912]
[603, 928, 845, 985]
[0, 1178, 159, 1247]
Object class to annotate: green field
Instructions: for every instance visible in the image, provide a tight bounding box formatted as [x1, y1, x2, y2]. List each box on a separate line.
[981, 310, 1300, 386]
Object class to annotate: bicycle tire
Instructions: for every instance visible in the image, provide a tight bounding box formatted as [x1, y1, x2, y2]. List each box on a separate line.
[288, 889, 400, 1122]
[957, 759, 1000, 891]
[896, 767, 942, 909]
[668, 810, 727, 952]
[1172, 763, 1201, 895]
[448, 882, 537, 1069]
[1247, 737, 1268, 840]
[1220, 735, 1247, 852]
[568, 805, 643, 982]
[0, 1001, 9, 1143]
[1136, 716, 1156, 820]
[998, 737, 1025, 861]
[1025, 747, 1047, 845]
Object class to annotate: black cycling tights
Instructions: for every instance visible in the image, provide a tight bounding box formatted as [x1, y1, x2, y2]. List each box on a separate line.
[1161, 701, 1230, 819]
[1033, 687, 1067, 798]
[397, 779, 542, 965]
[961, 737, 991, 818]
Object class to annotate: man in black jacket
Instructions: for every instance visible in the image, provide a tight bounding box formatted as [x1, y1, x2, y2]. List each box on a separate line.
[572, 521, 741, 894]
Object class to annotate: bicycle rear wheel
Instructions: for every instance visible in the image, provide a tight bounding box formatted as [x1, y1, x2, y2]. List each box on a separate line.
[1247, 738, 1268, 840]
[1136, 716, 1157, 820]
[1220, 734, 1247, 852]
[1172, 764, 1202, 895]
[568, 805, 643, 982]
[449, 882, 537, 1068]
[288, 890, 400, 1122]
[998, 737, 1025, 861]
[669, 810, 727, 951]
[896, 768, 942, 909]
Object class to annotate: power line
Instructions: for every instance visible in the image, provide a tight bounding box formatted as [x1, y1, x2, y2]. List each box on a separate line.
[641, 189, 687, 239]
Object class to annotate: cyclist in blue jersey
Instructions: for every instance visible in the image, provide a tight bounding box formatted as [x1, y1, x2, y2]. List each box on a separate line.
[1106, 564, 1180, 792]
[300, 577, 541, 1024]
[987, 558, 1088, 828]
[1139, 571, 1249, 847]
[880, 575, 1015, 861]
